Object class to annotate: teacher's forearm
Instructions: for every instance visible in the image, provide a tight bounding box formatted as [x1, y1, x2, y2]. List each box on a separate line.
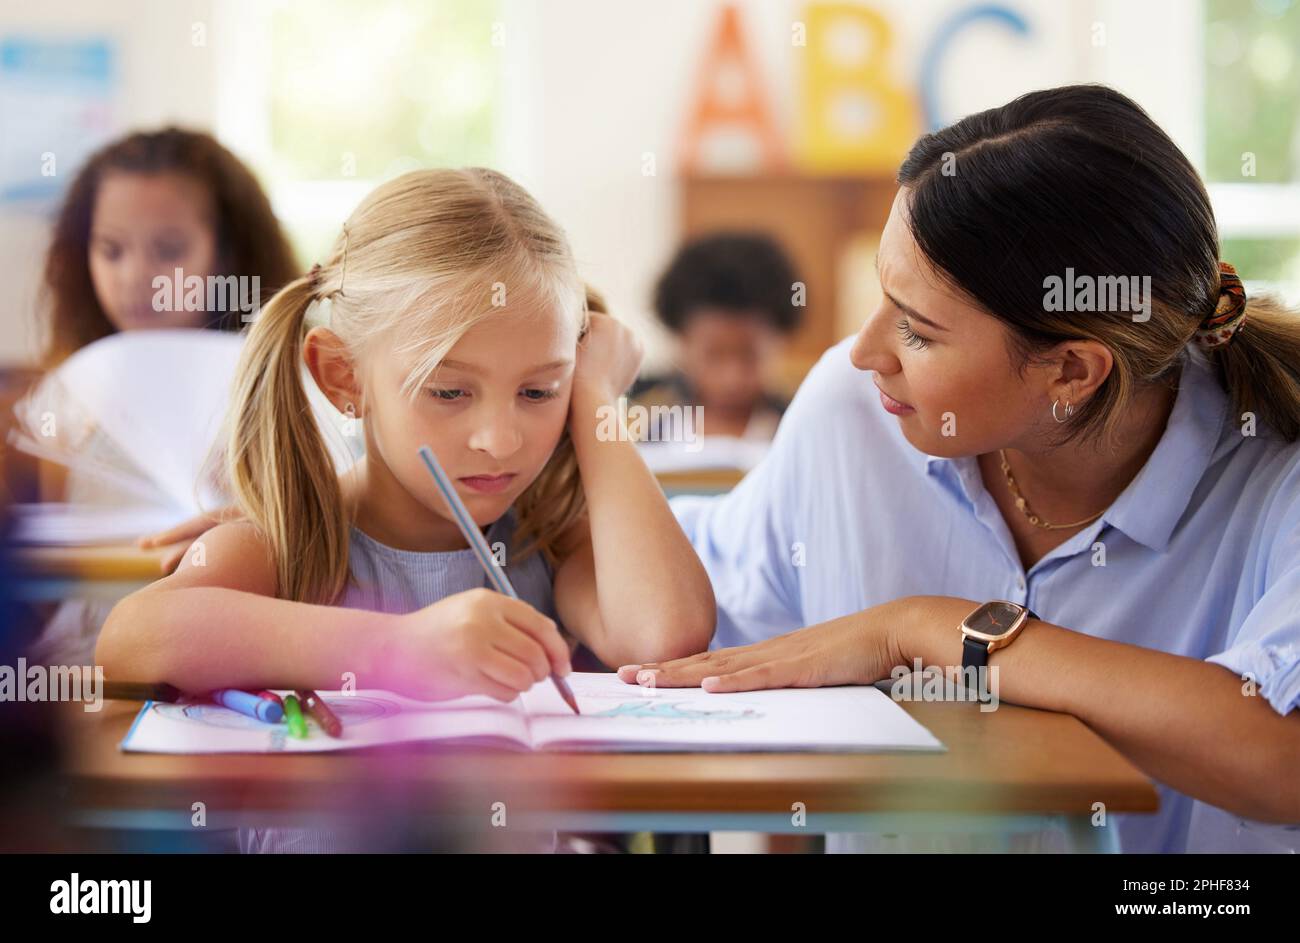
[900, 595, 1300, 822]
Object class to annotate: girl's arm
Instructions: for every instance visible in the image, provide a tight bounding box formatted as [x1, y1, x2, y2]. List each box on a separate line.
[97, 521, 393, 692]
[553, 313, 715, 667]
[98, 521, 570, 700]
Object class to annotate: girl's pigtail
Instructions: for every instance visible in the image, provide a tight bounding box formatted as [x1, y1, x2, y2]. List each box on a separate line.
[226, 276, 350, 603]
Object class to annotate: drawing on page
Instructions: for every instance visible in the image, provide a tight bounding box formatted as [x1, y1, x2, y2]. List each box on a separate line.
[591, 699, 763, 724]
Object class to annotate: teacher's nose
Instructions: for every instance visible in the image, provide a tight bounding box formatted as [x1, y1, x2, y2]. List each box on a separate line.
[849, 305, 899, 374]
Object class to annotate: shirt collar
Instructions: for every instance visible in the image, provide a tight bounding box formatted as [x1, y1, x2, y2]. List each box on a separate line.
[909, 344, 1231, 553]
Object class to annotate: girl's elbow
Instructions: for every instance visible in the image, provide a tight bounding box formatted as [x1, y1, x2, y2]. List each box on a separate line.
[682, 591, 717, 651]
[647, 609, 715, 662]
[97, 594, 167, 682]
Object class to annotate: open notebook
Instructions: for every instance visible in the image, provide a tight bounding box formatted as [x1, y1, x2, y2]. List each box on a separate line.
[120, 672, 944, 754]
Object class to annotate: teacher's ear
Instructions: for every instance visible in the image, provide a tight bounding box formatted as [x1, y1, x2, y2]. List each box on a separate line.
[1039, 338, 1114, 409]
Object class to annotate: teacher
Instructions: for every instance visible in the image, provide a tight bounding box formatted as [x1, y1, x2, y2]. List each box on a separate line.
[618, 85, 1300, 853]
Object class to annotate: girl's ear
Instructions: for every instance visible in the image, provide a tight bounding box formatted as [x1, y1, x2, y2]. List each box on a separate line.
[303, 326, 364, 414]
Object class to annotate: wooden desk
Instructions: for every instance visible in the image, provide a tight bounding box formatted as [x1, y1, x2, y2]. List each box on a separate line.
[59, 693, 1157, 850]
[656, 468, 745, 496]
[23, 533, 1157, 850]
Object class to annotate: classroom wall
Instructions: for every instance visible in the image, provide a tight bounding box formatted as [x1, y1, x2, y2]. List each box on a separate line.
[503, 0, 1106, 366]
[0, 0, 1203, 368]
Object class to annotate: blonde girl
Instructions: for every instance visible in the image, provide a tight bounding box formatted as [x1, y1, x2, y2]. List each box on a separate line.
[98, 167, 714, 707]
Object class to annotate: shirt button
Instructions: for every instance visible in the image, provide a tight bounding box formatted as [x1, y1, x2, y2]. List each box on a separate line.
[1016, 576, 1026, 591]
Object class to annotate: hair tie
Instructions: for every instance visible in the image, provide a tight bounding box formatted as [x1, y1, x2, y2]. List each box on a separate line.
[303, 264, 332, 329]
[1194, 261, 1247, 351]
[338, 225, 350, 296]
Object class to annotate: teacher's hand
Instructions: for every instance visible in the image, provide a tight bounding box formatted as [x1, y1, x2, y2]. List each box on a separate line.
[617, 598, 920, 693]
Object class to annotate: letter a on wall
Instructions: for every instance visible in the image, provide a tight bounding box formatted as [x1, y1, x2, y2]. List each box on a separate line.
[677, 3, 785, 174]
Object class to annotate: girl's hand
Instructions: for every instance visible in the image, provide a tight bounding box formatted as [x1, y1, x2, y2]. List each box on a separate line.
[138, 505, 244, 574]
[572, 311, 643, 404]
[387, 588, 573, 702]
[615, 599, 913, 693]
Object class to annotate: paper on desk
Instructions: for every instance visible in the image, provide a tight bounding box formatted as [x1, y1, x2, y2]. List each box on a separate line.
[637, 436, 770, 474]
[521, 671, 944, 752]
[119, 673, 944, 754]
[120, 689, 533, 754]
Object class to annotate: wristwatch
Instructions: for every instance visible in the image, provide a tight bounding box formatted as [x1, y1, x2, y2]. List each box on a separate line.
[960, 600, 1037, 672]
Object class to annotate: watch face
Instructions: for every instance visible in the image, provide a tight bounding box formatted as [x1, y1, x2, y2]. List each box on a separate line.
[966, 601, 1024, 639]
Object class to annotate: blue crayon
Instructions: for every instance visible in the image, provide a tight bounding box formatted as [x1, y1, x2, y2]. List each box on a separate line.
[212, 688, 284, 723]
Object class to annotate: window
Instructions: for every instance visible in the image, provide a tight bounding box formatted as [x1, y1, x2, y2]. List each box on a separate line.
[1204, 0, 1300, 300]
[214, 0, 502, 262]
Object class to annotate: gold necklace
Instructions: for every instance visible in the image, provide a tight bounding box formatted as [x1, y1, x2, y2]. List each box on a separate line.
[998, 449, 1105, 531]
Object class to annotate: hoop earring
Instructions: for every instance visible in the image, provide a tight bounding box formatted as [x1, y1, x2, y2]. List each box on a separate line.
[1051, 399, 1074, 424]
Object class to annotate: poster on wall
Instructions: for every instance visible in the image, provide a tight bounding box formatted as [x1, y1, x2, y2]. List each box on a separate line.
[0, 36, 117, 210]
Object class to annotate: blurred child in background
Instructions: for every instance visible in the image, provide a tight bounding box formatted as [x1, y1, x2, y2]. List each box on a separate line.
[632, 232, 802, 444]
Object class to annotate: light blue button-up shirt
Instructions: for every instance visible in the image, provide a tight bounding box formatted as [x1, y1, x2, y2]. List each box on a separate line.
[673, 337, 1300, 853]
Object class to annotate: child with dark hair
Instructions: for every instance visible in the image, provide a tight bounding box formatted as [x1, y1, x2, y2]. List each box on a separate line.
[634, 232, 802, 443]
[12, 126, 299, 502]
[39, 126, 298, 367]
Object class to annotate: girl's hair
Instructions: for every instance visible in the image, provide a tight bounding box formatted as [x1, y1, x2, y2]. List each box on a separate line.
[227, 168, 591, 604]
[40, 127, 298, 367]
[897, 84, 1300, 446]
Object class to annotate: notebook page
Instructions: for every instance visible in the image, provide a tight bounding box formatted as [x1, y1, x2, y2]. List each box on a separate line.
[120, 689, 532, 754]
[520, 672, 944, 753]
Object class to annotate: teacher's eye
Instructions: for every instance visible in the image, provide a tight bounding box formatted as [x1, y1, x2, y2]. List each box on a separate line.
[896, 317, 932, 351]
[519, 387, 559, 402]
[428, 388, 468, 402]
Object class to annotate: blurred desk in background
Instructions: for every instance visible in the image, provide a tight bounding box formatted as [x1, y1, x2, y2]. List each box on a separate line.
[10, 541, 172, 601]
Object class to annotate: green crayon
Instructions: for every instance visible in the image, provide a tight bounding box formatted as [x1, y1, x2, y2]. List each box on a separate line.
[283, 693, 308, 739]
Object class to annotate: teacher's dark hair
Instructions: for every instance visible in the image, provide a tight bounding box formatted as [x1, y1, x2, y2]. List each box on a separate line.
[897, 84, 1300, 444]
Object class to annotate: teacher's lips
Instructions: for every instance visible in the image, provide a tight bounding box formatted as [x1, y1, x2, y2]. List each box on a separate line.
[875, 383, 915, 416]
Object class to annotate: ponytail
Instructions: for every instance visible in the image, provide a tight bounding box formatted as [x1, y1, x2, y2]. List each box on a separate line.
[226, 275, 350, 603]
[1210, 292, 1300, 443]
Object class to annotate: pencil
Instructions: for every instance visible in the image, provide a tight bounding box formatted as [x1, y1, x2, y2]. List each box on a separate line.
[417, 445, 580, 715]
